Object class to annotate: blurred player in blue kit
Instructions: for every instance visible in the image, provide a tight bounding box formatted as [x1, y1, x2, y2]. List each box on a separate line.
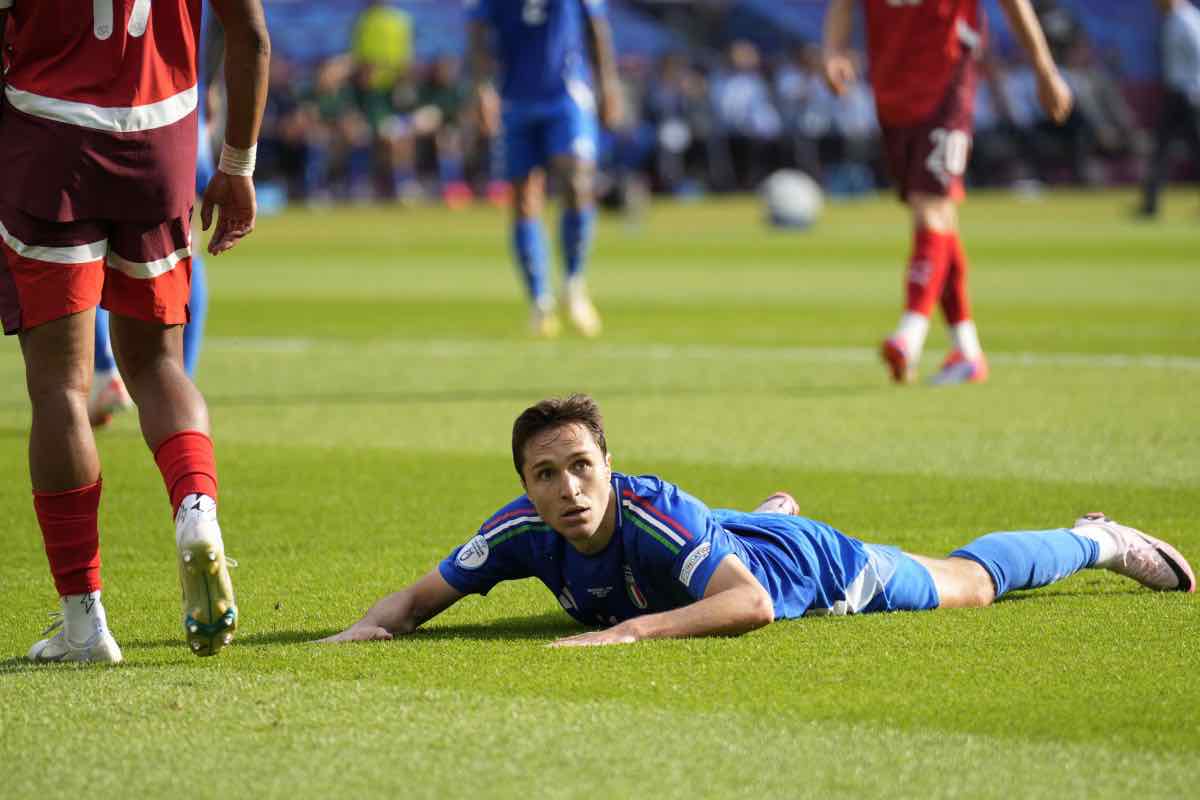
[467, 0, 622, 338]
[90, 7, 223, 426]
[325, 394, 1194, 647]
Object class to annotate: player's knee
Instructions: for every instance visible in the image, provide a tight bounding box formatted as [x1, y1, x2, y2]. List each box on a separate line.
[513, 182, 544, 218]
[25, 359, 91, 407]
[909, 193, 957, 232]
[961, 564, 997, 608]
[27, 375, 89, 411]
[559, 162, 594, 209]
[968, 578, 996, 608]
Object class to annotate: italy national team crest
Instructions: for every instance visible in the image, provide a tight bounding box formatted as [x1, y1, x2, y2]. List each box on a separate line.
[623, 565, 648, 609]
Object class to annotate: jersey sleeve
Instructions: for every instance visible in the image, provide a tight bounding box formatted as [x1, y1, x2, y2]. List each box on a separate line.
[437, 499, 542, 596]
[621, 477, 738, 601]
[581, 0, 607, 18]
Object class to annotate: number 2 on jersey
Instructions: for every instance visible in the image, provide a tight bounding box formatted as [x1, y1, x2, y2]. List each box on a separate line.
[93, 0, 151, 40]
[522, 0, 548, 25]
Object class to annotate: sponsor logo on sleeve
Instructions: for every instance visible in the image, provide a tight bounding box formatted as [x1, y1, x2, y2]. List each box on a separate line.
[455, 535, 490, 570]
[678, 541, 712, 588]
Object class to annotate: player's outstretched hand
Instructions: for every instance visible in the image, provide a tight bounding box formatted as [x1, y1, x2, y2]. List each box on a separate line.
[316, 624, 394, 644]
[822, 52, 856, 96]
[1037, 70, 1074, 125]
[201, 171, 257, 256]
[549, 626, 638, 648]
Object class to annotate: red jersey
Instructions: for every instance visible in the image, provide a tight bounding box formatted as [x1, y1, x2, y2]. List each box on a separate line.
[863, 0, 984, 126]
[0, 0, 202, 222]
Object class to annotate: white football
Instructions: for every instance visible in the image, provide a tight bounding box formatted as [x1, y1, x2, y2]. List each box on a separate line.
[762, 169, 823, 230]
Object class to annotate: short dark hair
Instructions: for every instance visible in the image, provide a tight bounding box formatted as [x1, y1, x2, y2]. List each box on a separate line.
[512, 394, 608, 477]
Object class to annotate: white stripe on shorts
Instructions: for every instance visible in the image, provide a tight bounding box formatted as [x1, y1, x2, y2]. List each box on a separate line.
[806, 545, 896, 616]
[0, 218, 106, 265]
[107, 244, 191, 280]
[4, 84, 198, 133]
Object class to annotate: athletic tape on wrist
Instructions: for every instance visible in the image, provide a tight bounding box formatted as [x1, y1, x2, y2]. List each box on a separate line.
[218, 143, 257, 177]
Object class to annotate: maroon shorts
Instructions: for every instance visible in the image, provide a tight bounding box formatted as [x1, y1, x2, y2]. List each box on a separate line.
[880, 59, 977, 202]
[0, 203, 193, 335]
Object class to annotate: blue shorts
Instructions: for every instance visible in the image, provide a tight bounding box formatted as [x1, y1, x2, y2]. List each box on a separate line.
[859, 544, 940, 613]
[196, 108, 215, 195]
[502, 85, 598, 180]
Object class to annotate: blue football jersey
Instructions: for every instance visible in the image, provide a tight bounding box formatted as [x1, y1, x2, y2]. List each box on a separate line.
[466, 0, 606, 105]
[438, 472, 875, 627]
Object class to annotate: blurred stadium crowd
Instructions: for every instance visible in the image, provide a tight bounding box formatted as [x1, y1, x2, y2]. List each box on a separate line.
[252, 0, 1195, 207]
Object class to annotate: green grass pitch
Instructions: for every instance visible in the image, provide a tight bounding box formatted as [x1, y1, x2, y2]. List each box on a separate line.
[1, 189, 1197, 798]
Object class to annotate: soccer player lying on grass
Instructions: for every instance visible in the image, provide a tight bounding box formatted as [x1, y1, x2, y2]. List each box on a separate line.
[324, 395, 1195, 647]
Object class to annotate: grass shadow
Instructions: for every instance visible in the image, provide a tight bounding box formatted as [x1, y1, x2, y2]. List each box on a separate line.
[119, 628, 321, 651]
[0, 655, 146, 676]
[994, 586, 1151, 604]
[306, 612, 582, 645]
[117, 613, 581, 653]
[409, 612, 582, 642]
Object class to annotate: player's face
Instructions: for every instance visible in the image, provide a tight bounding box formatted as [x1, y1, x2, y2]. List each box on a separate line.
[520, 422, 615, 554]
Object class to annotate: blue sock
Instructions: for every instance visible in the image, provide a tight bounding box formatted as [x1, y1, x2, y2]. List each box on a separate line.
[512, 218, 550, 303]
[438, 155, 464, 184]
[951, 529, 1099, 598]
[560, 207, 595, 280]
[94, 308, 116, 373]
[183, 253, 207, 378]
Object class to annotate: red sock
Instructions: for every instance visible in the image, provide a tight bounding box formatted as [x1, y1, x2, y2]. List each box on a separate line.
[940, 234, 973, 324]
[34, 480, 103, 597]
[905, 227, 952, 316]
[154, 430, 218, 512]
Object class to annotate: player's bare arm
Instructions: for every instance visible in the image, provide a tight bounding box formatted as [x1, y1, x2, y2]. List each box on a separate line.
[997, 0, 1073, 123]
[319, 569, 465, 643]
[583, 10, 623, 130]
[203, 0, 270, 256]
[821, 0, 858, 95]
[551, 555, 774, 648]
[468, 21, 501, 138]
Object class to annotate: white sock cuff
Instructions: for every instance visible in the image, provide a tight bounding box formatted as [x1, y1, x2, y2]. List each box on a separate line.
[896, 312, 931, 358]
[1071, 525, 1122, 568]
[952, 320, 982, 360]
[63, 591, 108, 642]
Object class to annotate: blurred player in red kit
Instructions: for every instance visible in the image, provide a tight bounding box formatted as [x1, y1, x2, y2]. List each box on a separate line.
[823, 0, 1072, 384]
[0, 0, 269, 662]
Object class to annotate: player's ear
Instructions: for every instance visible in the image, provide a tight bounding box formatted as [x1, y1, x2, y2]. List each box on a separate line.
[605, 451, 613, 471]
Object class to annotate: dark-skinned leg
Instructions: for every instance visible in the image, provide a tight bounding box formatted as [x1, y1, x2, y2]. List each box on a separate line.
[110, 312, 235, 656]
[22, 308, 122, 663]
[21, 309, 99, 492]
[108, 314, 208, 451]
